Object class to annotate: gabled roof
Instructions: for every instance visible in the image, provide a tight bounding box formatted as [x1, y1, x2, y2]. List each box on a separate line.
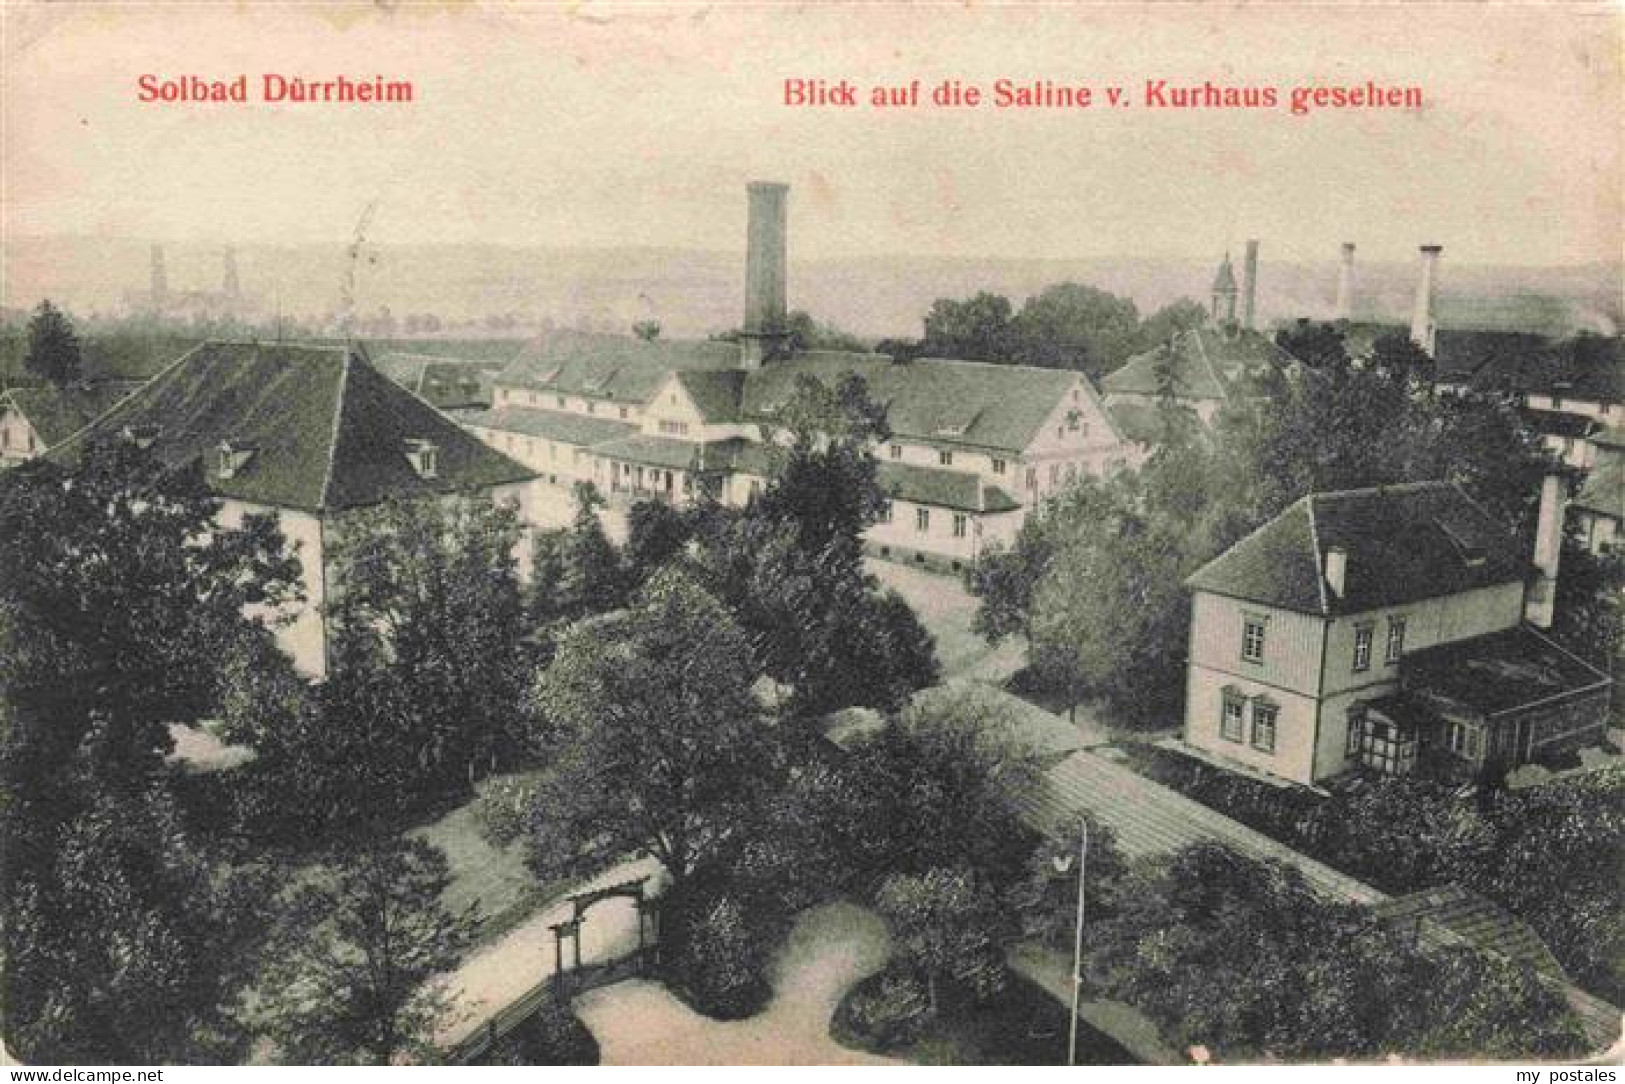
[52, 341, 534, 513]
[495, 331, 1117, 456]
[1186, 481, 1527, 616]
[674, 369, 748, 423]
[1101, 328, 1296, 403]
[3, 381, 142, 446]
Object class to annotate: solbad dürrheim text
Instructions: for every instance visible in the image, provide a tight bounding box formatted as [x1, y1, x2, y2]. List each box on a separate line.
[136, 74, 413, 103]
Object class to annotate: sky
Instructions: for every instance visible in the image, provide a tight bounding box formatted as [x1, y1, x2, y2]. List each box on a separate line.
[2, 1, 1621, 269]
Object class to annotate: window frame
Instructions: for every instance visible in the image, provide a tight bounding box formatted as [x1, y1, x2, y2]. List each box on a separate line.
[1250, 701, 1278, 753]
[1352, 623, 1374, 673]
[915, 507, 930, 533]
[1220, 692, 1245, 743]
[939, 449, 954, 467]
[952, 513, 968, 539]
[1385, 617, 1407, 664]
[1241, 616, 1266, 663]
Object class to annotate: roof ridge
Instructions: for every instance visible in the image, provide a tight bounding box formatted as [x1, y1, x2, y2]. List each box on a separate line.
[1521, 624, 1613, 684]
[1305, 493, 1329, 614]
[47, 339, 213, 458]
[1312, 478, 1456, 502]
[316, 348, 354, 511]
[1184, 493, 1312, 588]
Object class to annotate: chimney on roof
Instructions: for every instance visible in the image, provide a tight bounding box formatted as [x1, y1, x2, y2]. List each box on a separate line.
[1524, 471, 1564, 628]
[1334, 243, 1356, 322]
[1241, 240, 1260, 331]
[1325, 544, 1349, 601]
[740, 181, 791, 369]
[1410, 245, 1443, 357]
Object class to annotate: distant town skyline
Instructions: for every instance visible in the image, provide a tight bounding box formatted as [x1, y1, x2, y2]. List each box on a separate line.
[3, 3, 1620, 270]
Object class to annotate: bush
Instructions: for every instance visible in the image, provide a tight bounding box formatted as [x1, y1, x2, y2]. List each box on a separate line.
[478, 999, 599, 1066]
[660, 889, 773, 1020]
[834, 971, 932, 1051]
[472, 771, 546, 848]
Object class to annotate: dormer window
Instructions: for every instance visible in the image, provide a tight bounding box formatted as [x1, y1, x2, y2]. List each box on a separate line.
[404, 439, 439, 480]
[121, 424, 161, 450]
[215, 440, 257, 480]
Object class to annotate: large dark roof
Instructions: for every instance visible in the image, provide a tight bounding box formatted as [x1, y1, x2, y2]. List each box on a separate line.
[1186, 481, 1527, 615]
[1436, 332, 1625, 405]
[1404, 625, 1610, 718]
[498, 332, 1110, 455]
[1102, 327, 1296, 402]
[463, 405, 636, 447]
[4, 381, 142, 446]
[52, 341, 534, 513]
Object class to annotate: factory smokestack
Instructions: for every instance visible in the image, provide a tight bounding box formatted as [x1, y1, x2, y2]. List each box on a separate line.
[1241, 240, 1259, 331]
[1335, 243, 1356, 322]
[1410, 244, 1442, 357]
[741, 181, 790, 369]
[1525, 471, 1565, 629]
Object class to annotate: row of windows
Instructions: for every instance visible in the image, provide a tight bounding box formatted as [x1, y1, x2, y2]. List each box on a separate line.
[1241, 614, 1408, 671]
[657, 420, 690, 436]
[887, 444, 1007, 476]
[878, 502, 970, 539]
[499, 388, 633, 421]
[1219, 691, 1277, 754]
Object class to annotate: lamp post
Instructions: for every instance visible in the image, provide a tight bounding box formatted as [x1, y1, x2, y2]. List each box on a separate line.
[1050, 817, 1088, 1067]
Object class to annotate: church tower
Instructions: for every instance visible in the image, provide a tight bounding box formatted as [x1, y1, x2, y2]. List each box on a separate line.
[1210, 253, 1238, 326]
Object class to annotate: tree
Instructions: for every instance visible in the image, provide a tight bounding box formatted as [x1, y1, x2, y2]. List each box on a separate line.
[525, 568, 768, 888]
[921, 292, 1017, 362]
[553, 482, 628, 618]
[1136, 298, 1208, 356]
[4, 774, 271, 1064]
[260, 837, 475, 1065]
[624, 498, 694, 586]
[875, 867, 1013, 1013]
[22, 300, 83, 385]
[1088, 843, 1585, 1061]
[964, 521, 1052, 648]
[1011, 282, 1143, 378]
[842, 689, 1041, 889]
[1368, 329, 1436, 388]
[323, 493, 530, 798]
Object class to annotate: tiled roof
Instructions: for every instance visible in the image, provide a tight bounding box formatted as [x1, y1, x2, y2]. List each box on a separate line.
[1186, 481, 1526, 616]
[52, 341, 534, 513]
[877, 460, 1021, 514]
[1439, 333, 1625, 405]
[1403, 625, 1610, 718]
[1373, 884, 1568, 981]
[1101, 327, 1295, 402]
[1576, 445, 1625, 522]
[462, 405, 636, 448]
[4, 381, 142, 446]
[373, 351, 503, 410]
[675, 369, 747, 423]
[1103, 398, 1167, 446]
[1519, 407, 1597, 441]
[498, 331, 742, 403]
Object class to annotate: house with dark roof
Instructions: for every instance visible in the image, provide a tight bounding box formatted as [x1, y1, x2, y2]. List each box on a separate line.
[1573, 424, 1625, 553]
[0, 381, 141, 464]
[463, 184, 1137, 569]
[1182, 478, 1609, 785]
[51, 341, 535, 677]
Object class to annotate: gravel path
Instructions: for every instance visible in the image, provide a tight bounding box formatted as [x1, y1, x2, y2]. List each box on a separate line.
[574, 901, 902, 1065]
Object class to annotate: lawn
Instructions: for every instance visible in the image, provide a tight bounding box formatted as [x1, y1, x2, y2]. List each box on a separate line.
[865, 557, 1022, 683]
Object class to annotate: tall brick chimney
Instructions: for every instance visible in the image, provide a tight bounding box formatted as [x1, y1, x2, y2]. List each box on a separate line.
[1524, 471, 1565, 628]
[1410, 244, 1442, 357]
[740, 181, 790, 368]
[1241, 240, 1260, 331]
[1334, 242, 1356, 322]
